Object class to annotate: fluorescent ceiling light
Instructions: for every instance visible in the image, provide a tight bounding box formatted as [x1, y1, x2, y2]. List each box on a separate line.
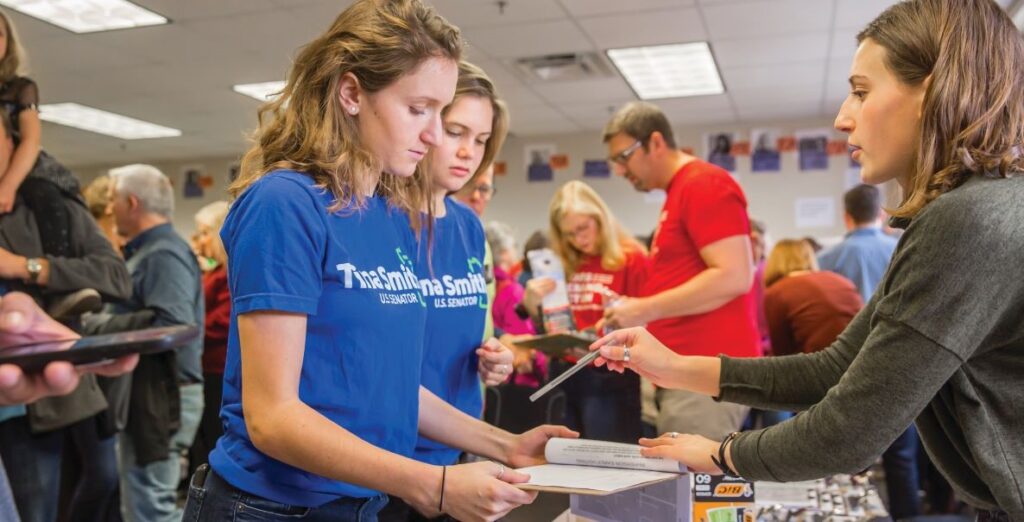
[607, 42, 725, 100]
[39, 103, 181, 140]
[0, 0, 167, 33]
[233, 81, 286, 101]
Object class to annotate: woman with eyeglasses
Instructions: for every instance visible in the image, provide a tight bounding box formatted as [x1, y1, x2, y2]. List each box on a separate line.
[520, 180, 648, 443]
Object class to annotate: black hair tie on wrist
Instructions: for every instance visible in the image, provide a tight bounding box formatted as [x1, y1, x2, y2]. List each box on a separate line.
[438, 465, 447, 513]
[711, 431, 740, 477]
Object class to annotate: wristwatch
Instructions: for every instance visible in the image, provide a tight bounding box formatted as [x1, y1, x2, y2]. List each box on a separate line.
[25, 257, 43, 284]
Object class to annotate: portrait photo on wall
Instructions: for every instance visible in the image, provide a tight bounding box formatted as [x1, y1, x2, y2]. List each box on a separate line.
[704, 131, 737, 172]
[751, 128, 782, 173]
[525, 143, 555, 182]
[182, 165, 205, 199]
[796, 129, 830, 171]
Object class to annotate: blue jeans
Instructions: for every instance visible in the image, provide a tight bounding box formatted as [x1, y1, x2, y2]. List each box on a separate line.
[882, 426, 922, 519]
[0, 415, 62, 522]
[184, 464, 388, 521]
[118, 383, 204, 522]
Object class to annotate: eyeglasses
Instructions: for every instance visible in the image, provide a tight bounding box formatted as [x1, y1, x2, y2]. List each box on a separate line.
[561, 220, 594, 240]
[470, 184, 496, 198]
[608, 140, 644, 166]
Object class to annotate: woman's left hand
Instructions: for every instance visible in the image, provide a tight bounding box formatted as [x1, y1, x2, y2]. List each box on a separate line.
[504, 425, 580, 468]
[639, 432, 723, 474]
[476, 337, 514, 386]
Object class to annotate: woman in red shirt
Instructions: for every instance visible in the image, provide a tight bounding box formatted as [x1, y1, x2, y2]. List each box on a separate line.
[763, 239, 863, 356]
[542, 180, 649, 441]
[188, 201, 232, 476]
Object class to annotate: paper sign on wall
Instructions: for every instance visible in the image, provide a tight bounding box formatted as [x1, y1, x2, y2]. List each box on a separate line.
[795, 197, 836, 229]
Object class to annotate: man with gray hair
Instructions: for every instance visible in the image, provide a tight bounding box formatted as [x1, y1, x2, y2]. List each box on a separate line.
[600, 102, 760, 441]
[104, 164, 204, 522]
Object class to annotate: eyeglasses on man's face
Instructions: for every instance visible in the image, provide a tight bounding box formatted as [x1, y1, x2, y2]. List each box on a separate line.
[608, 139, 644, 166]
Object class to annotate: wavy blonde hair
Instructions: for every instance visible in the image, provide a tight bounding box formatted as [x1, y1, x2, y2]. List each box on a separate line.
[859, 0, 1024, 218]
[230, 0, 462, 217]
[764, 239, 818, 288]
[548, 180, 643, 276]
[0, 10, 25, 83]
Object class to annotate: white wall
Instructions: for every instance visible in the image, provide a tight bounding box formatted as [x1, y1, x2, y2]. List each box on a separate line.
[486, 117, 879, 249]
[77, 157, 239, 239]
[73, 116, 890, 245]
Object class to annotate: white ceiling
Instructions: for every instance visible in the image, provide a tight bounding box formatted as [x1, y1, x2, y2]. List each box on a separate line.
[8, 0, 1014, 167]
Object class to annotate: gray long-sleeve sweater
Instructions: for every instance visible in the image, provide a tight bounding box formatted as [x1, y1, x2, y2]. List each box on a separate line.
[719, 174, 1024, 519]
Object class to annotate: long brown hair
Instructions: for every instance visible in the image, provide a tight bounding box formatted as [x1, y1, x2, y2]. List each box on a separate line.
[548, 180, 644, 276]
[859, 0, 1024, 218]
[0, 10, 25, 83]
[231, 0, 462, 216]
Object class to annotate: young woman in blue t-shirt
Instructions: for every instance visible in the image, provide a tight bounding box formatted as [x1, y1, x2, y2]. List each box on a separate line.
[184, 2, 570, 521]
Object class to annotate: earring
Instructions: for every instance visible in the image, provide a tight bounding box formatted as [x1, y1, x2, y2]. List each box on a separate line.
[349, 106, 358, 115]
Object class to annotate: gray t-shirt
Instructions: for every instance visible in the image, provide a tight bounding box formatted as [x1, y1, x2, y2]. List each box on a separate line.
[719, 174, 1024, 519]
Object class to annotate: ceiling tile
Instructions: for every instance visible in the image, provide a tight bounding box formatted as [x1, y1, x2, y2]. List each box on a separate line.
[560, 0, 695, 18]
[702, 0, 833, 40]
[428, 0, 566, 29]
[579, 8, 707, 49]
[713, 33, 829, 69]
[531, 78, 635, 105]
[462, 20, 594, 58]
[833, 0, 898, 30]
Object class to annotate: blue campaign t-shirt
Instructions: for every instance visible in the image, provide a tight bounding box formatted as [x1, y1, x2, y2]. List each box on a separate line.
[406, 197, 488, 465]
[208, 170, 427, 507]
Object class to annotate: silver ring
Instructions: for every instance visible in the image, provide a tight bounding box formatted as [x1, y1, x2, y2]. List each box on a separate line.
[501, 364, 510, 374]
[623, 347, 631, 362]
[496, 464, 505, 480]
[669, 432, 679, 438]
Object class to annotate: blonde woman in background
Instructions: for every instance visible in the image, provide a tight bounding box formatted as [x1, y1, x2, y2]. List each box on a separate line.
[762, 239, 862, 357]
[526, 180, 649, 442]
[187, 201, 232, 480]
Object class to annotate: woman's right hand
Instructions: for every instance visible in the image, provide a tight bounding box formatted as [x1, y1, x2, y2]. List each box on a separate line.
[522, 277, 556, 315]
[589, 327, 681, 388]
[437, 461, 538, 522]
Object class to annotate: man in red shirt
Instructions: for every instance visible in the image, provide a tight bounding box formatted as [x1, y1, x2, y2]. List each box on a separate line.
[601, 102, 760, 440]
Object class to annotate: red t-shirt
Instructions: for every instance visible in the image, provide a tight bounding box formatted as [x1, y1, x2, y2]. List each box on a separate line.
[568, 248, 649, 330]
[644, 160, 760, 358]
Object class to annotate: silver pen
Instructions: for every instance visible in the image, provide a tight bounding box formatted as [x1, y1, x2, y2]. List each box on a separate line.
[529, 348, 604, 402]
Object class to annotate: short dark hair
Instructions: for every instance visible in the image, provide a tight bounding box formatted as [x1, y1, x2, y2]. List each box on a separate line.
[844, 184, 882, 224]
[602, 101, 677, 149]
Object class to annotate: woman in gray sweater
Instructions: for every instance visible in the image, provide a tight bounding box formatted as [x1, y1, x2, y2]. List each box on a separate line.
[591, 0, 1024, 520]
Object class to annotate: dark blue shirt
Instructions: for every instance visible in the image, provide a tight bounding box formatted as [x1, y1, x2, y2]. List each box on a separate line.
[117, 222, 204, 383]
[817, 227, 898, 302]
[209, 171, 427, 507]
[406, 197, 487, 466]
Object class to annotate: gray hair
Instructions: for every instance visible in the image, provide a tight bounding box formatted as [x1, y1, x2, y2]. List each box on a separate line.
[484, 221, 517, 257]
[109, 164, 174, 218]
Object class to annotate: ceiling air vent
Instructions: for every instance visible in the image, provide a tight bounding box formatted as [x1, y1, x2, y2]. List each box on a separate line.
[514, 52, 614, 82]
